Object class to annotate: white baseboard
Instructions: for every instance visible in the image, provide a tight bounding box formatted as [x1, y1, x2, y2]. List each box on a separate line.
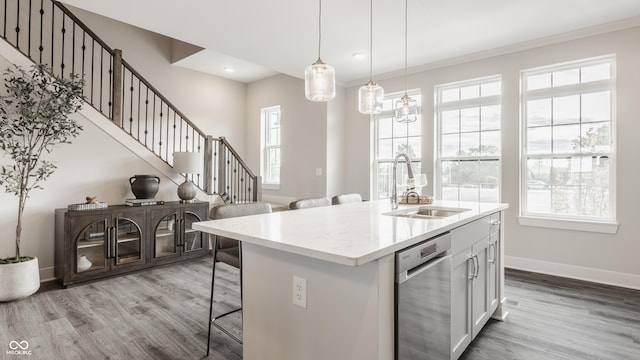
[39, 266, 55, 283]
[506, 255, 640, 290]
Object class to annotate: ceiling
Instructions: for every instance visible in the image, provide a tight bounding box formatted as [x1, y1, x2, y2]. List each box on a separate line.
[59, 0, 640, 86]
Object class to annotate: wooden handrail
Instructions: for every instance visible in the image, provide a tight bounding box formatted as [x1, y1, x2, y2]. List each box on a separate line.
[2, 0, 259, 201]
[52, 1, 115, 55]
[219, 137, 256, 178]
[120, 59, 207, 137]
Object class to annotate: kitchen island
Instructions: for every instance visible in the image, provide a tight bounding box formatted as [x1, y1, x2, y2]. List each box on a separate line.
[194, 199, 508, 360]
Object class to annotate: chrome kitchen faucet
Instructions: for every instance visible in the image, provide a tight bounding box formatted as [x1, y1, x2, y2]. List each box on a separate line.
[391, 152, 415, 210]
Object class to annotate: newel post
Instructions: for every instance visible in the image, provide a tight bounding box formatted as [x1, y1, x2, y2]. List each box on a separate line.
[204, 136, 214, 194]
[112, 49, 123, 127]
[218, 137, 227, 196]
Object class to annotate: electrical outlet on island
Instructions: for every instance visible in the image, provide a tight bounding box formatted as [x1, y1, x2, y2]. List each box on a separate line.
[293, 276, 307, 309]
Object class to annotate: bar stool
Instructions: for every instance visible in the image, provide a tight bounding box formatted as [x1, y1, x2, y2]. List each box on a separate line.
[206, 202, 272, 354]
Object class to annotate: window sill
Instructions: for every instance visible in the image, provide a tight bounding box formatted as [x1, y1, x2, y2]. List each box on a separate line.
[262, 183, 280, 191]
[518, 215, 619, 234]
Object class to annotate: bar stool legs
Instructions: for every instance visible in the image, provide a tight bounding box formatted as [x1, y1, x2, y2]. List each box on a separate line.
[206, 238, 243, 356]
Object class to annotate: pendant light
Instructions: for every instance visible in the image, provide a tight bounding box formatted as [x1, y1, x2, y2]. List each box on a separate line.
[395, 0, 418, 123]
[358, 0, 384, 114]
[305, 0, 336, 102]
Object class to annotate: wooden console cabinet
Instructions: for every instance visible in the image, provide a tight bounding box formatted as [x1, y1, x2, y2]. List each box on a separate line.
[55, 201, 209, 286]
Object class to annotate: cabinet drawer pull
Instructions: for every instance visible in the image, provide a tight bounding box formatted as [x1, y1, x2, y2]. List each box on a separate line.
[467, 256, 475, 280]
[488, 242, 496, 264]
[111, 227, 118, 259]
[491, 220, 501, 226]
[180, 219, 185, 246]
[473, 254, 480, 279]
[105, 230, 111, 259]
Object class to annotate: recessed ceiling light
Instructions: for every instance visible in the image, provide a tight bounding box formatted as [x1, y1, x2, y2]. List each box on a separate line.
[352, 52, 366, 60]
[224, 66, 235, 73]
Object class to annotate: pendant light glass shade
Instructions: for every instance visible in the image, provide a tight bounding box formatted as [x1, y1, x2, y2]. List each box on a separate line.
[305, 59, 335, 101]
[359, 0, 383, 115]
[305, 0, 335, 102]
[395, 0, 417, 123]
[358, 80, 384, 114]
[395, 93, 418, 123]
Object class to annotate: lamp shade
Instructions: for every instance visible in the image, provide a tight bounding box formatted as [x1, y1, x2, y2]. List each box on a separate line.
[358, 80, 384, 115]
[395, 94, 418, 123]
[305, 59, 335, 102]
[173, 152, 201, 174]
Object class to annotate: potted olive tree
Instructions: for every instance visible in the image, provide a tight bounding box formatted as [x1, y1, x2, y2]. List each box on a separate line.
[0, 64, 84, 301]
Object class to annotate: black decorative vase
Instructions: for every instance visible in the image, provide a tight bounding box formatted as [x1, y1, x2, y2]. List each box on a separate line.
[129, 175, 160, 199]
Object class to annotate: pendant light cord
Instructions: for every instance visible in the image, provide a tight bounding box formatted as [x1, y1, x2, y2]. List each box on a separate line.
[369, 0, 373, 81]
[403, 0, 408, 94]
[318, 0, 322, 60]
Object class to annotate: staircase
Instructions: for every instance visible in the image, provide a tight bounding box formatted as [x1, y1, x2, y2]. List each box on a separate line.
[0, 0, 259, 203]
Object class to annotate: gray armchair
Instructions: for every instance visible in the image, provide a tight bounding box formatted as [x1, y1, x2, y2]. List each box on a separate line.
[331, 193, 363, 205]
[289, 197, 331, 210]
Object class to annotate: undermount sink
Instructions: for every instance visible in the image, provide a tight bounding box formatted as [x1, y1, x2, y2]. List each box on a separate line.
[384, 205, 471, 220]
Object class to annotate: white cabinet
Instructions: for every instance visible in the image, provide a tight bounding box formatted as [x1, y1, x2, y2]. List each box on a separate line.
[450, 212, 502, 360]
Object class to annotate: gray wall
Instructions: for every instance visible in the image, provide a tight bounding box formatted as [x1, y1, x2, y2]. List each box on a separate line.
[245, 74, 331, 203]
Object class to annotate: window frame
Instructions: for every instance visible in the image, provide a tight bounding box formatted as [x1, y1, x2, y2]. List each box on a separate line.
[260, 105, 281, 189]
[519, 55, 618, 233]
[434, 75, 503, 203]
[372, 89, 422, 200]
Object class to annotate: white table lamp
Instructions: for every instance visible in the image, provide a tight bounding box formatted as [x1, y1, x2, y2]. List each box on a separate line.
[173, 152, 201, 203]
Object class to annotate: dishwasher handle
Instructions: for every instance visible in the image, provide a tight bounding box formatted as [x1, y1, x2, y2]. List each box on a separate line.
[397, 254, 450, 284]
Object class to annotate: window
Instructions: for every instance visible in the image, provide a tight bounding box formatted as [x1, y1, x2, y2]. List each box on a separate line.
[373, 90, 422, 200]
[435, 76, 502, 202]
[260, 106, 280, 187]
[520, 55, 616, 226]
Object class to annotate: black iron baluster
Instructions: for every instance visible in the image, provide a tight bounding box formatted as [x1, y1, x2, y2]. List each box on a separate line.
[128, 71, 134, 134]
[158, 99, 163, 158]
[172, 112, 177, 157]
[99, 47, 104, 112]
[107, 49, 112, 119]
[90, 38, 94, 105]
[81, 29, 85, 86]
[60, 12, 65, 77]
[235, 157, 239, 202]
[49, 0, 53, 68]
[15, 0, 19, 48]
[27, 0, 32, 57]
[152, 94, 156, 153]
[144, 87, 149, 146]
[3, 0, 7, 39]
[136, 77, 141, 140]
[165, 104, 170, 161]
[71, 22, 75, 75]
[213, 139, 218, 194]
[38, 0, 43, 63]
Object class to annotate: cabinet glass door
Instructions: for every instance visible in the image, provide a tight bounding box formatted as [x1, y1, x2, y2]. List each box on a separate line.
[115, 217, 142, 265]
[76, 220, 108, 273]
[183, 212, 204, 253]
[155, 213, 178, 257]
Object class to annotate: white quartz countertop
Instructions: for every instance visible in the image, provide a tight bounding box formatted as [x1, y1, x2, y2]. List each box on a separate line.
[193, 199, 508, 267]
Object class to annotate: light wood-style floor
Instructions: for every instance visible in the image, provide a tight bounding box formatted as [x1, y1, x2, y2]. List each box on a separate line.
[1, 257, 639, 360]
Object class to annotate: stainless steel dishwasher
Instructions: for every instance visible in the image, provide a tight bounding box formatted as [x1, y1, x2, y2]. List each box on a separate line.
[395, 232, 452, 360]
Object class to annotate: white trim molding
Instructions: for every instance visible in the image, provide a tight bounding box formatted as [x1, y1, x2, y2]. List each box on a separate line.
[506, 255, 640, 290]
[518, 215, 619, 234]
